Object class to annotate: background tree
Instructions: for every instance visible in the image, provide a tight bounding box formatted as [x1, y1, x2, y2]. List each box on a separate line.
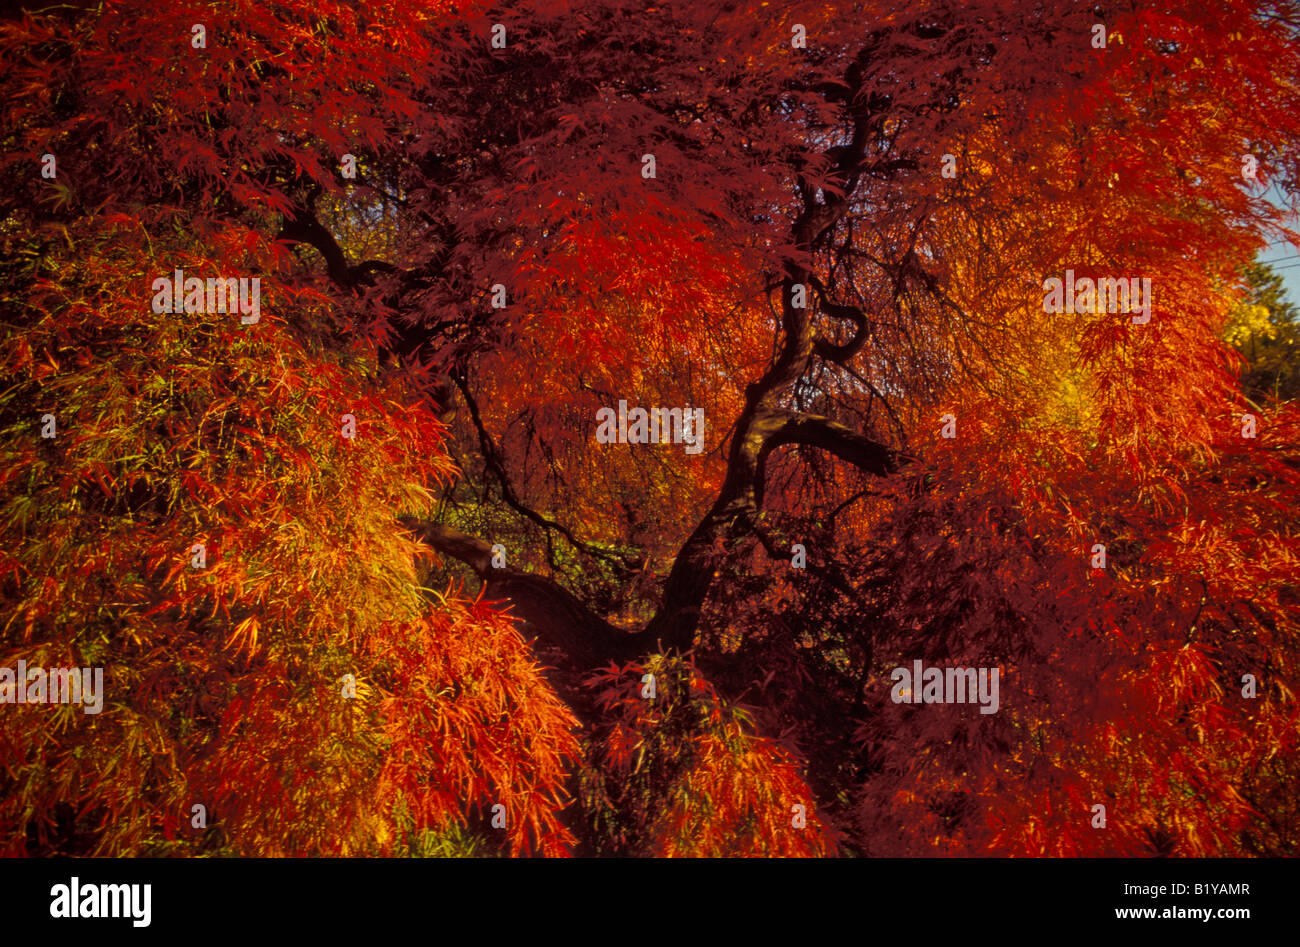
[1226, 262, 1300, 403]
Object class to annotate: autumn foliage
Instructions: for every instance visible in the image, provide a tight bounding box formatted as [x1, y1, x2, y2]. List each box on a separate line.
[0, 215, 578, 855]
[2, 0, 1299, 857]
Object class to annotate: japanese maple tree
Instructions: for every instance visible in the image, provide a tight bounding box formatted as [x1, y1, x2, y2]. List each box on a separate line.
[2, 0, 1299, 856]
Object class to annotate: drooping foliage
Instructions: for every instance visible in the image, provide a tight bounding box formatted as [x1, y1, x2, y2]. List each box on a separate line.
[581, 655, 837, 856]
[0, 204, 578, 857]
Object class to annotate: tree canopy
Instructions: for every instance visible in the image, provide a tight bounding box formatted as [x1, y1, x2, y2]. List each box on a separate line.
[3, 0, 1300, 856]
